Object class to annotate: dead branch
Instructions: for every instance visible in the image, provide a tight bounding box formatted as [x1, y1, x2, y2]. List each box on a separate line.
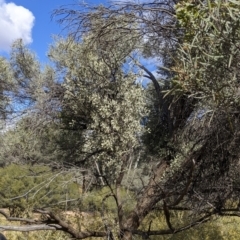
[0, 224, 62, 232]
[34, 209, 107, 239]
[0, 209, 36, 224]
[133, 212, 212, 236]
[163, 200, 173, 231]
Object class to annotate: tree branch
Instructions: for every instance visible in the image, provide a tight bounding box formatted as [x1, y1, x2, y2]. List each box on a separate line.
[133, 213, 212, 236]
[0, 209, 42, 224]
[34, 209, 107, 239]
[0, 224, 62, 232]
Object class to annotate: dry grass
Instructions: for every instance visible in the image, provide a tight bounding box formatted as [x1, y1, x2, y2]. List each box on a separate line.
[1, 209, 240, 239]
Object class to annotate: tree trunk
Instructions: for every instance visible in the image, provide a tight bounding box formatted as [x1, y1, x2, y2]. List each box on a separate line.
[121, 161, 168, 239]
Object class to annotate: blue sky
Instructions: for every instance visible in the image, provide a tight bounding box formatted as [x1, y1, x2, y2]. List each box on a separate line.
[0, 0, 159, 84]
[0, 0, 104, 63]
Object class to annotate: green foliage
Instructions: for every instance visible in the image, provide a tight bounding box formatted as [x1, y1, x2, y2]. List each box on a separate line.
[48, 36, 147, 174]
[174, 0, 240, 109]
[0, 164, 79, 215]
[142, 81, 173, 157]
[81, 186, 136, 213]
[138, 211, 240, 240]
[10, 39, 41, 105]
[0, 117, 63, 165]
[0, 56, 14, 119]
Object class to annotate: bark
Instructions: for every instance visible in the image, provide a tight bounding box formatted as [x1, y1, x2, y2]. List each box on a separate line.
[135, 62, 173, 135]
[120, 149, 200, 239]
[0, 224, 61, 232]
[0, 209, 107, 239]
[121, 161, 168, 239]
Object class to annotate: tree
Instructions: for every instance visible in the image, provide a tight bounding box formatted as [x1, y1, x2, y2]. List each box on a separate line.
[1, 0, 240, 239]
[0, 56, 14, 121]
[48, 34, 147, 172]
[51, 1, 240, 239]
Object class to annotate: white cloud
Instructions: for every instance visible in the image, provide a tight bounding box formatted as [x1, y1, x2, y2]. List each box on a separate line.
[0, 0, 34, 52]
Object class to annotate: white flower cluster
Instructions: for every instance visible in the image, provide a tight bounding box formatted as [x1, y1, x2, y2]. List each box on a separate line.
[49, 36, 148, 174]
